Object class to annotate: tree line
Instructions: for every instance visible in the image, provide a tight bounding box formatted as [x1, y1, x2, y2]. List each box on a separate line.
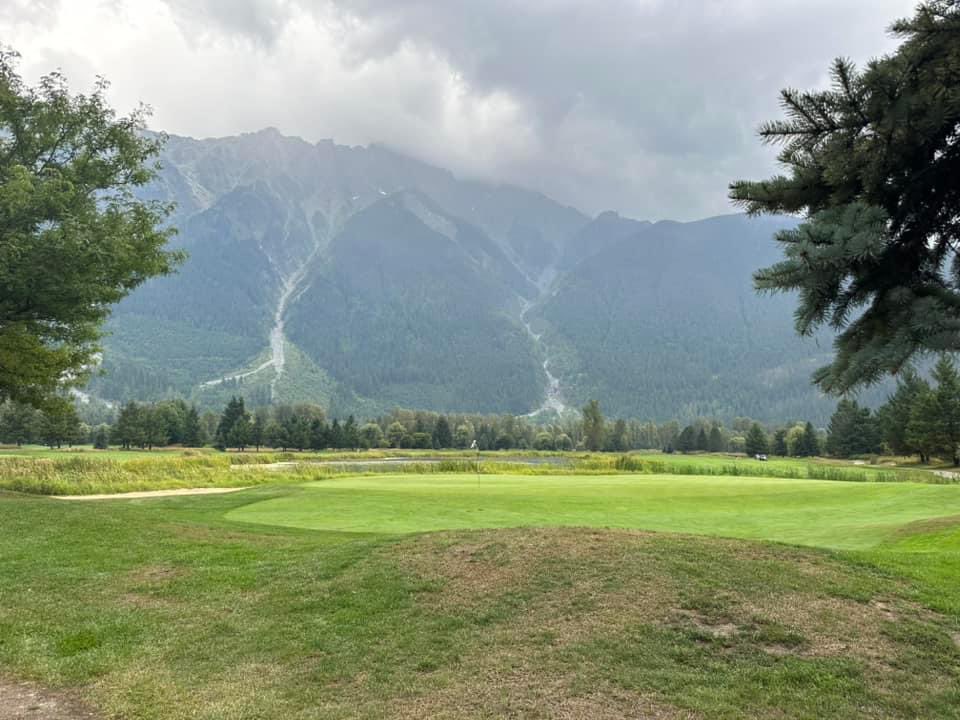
[0, 394, 820, 455]
[821, 357, 960, 465]
[4, 359, 958, 463]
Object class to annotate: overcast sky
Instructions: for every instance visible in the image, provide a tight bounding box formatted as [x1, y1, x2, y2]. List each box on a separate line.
[2, 0, 915, 220]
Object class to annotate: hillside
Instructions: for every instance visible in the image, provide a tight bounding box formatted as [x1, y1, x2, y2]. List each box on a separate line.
[88, 129, 881, 422]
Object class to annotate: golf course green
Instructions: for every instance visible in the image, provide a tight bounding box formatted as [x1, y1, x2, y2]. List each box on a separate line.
[227, 472, 960, 550]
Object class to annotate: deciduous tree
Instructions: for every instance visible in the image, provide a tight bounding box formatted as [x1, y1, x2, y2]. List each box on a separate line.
[0, 51, 182, 407]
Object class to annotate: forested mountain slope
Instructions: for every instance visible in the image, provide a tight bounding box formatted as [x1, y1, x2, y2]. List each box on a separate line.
[88, 128, 881, 423]
[531, 214, 847, 420]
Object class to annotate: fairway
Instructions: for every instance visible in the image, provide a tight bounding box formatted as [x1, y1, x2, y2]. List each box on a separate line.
[227, 472, 960, 550]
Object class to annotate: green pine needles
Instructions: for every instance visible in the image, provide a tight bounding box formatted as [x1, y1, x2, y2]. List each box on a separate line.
[731, 1, 960, 393]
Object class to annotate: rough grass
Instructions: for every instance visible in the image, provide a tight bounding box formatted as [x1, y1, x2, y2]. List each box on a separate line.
[0, 488, 957, 719]
[1, 447, 948, 496]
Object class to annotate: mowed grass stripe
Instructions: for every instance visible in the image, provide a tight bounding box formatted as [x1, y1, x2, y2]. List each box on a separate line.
[225, 473, 960, 550]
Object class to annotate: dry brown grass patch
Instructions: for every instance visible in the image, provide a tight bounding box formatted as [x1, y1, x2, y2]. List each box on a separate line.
[385, 670, 697, 720]
[0, 676, 99, 720]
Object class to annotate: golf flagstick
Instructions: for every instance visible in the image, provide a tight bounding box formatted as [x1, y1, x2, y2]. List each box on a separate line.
[471, 439, 479, 488]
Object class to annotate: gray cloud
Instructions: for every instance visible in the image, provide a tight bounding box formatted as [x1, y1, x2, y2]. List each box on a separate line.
[2, 0, 915, 220]
[162, 0, 290, 48]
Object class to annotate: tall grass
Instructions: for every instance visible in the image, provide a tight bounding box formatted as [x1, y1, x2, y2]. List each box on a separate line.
[575, 455, 942, 484]
[1, 450, 949, 496]
[0, 455, 267, 495]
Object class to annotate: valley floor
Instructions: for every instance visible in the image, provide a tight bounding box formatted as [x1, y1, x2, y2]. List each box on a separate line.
[0, 458, 958, 718]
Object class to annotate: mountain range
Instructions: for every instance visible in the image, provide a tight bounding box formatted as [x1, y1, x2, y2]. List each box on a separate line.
[86, 128, 884, 424]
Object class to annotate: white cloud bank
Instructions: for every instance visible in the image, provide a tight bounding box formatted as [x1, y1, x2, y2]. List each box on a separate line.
[1, 0, 913, 220]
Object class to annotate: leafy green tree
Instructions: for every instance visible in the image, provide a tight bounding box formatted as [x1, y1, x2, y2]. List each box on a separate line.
[608, 419, 629, 452]
[0, 401, 38, 446]
[358, 422, 384, 449]
[0, 51, 182, 407]
[745, 423, 768, 456]
[386, 422, 407, 449]
[534, 431, 555, 451]
[92, 424, 109, 450]
[731, 3, 960, 393]
[264, 421, 287, 451]
[825, 400, 879, 458]
[581, 400, 605, 451]
[454, 423, 475, 449]
[38, 401, 81, 448]
[412, 432, 433, 449]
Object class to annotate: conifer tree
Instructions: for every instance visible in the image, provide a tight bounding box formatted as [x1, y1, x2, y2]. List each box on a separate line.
[433, 415, 453, 449]
[142, 406, 168, 450]
[112, 401, 145, 450]
[250, 411, 266, 452]
[696, 427, 709, 452]
[876, 369, 929, 457]
[182, 405, 204, 447]
[907, 389, 941, 464]
[228, 415, 252, 452]
[825, 400, 879, 458]
[772, 429, 788, 457]
[731, 2, 960, 393]
[216, 396, 248, 450]
[677, 425, 697, 453]
[909, 357, 960, 464]
[581, 400, 605, 451]
[265, 421, 287, 451]
[745, 423, 768, 456]
[931, 357, 960, 465]
[797, 422, 821, 458]
[343, 415, 359, 449]
[708, 425, 726, 453]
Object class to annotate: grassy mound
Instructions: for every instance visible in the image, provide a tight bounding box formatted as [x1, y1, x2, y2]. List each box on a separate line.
[0, 487, 957, 719]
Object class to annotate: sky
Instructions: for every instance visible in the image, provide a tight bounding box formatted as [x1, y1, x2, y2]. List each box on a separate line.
[2, 0, 916, 221]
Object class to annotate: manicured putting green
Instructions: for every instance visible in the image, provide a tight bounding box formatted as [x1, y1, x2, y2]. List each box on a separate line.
[226, 473, 960, 550]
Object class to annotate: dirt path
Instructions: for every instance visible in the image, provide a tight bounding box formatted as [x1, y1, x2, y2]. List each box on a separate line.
[0, 677, 97, 720]
[53, 487, 250, 501]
